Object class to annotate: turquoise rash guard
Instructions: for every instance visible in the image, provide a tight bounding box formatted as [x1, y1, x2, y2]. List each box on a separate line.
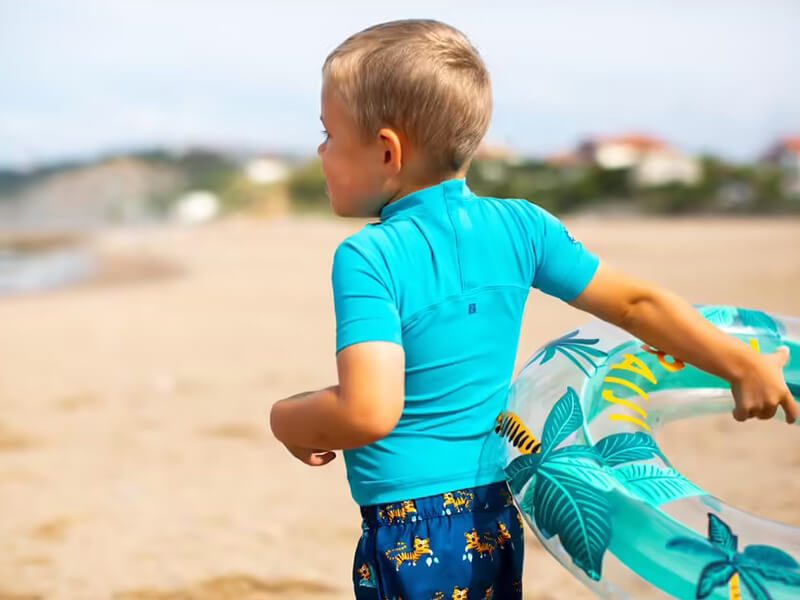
[331, 178, 600, 506]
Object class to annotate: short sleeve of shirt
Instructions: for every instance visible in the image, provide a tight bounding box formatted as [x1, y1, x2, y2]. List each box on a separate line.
[528, 204, 600, 302]
[331, 239, 403, 354]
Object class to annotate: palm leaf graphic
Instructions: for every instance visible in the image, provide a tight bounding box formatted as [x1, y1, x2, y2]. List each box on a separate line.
[506, 388, 614, 580]
[525, 330, 607, 375]
[667, 513, 800, 600]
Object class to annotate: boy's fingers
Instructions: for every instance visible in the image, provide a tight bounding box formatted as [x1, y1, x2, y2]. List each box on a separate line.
[732, 404, 751, 422]
[781, 394, 798, 424]
[308, 451, 337, 466]
[759, 403, 778, 420]
[774, 346, 790, 368]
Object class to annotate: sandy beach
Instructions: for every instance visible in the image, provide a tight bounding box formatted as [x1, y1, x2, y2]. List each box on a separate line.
[0, 214, 798, 600]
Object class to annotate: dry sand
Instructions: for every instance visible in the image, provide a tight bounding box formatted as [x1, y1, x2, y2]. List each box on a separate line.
[0, 214, 798, 599]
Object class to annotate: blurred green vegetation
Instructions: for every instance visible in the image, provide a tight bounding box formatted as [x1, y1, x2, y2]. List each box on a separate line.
[469, 157, 799, 215]
[286, 159, 329, 214]
[2, 149, 797, 221]
[284, 155, 800, 216]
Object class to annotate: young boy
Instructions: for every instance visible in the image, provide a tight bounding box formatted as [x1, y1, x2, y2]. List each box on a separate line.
[270, 19, 796, 599]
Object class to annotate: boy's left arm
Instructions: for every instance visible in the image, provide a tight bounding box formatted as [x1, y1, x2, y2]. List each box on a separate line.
[569, 260, 797, 424]
[270, 340, 405, 464]
[270, 237, 406, 466]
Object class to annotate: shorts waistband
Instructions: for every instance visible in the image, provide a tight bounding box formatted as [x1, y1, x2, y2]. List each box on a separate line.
[359, 480, 513, 528]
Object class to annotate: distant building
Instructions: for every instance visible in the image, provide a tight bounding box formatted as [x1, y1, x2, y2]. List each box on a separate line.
[763, 137, 800, 171]
[474, 143, 519, 163]
[544, 151, 584, 169]
[578, 133, 701, 187]
[472, 143, 521, 182]
[172, 190, 220, 224]
[243, 156, 291, 185]
[762, 137, 800, 197]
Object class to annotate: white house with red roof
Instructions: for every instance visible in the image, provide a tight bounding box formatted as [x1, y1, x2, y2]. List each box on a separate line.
[763, 137, 800, 172]
[763, 137, 800, 196]
[577, 133, 701, 187]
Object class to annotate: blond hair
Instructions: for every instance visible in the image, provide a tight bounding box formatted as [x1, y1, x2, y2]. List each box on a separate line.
[323, 19, 492, 175]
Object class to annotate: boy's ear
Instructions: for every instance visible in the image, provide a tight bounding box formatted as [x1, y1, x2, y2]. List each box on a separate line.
[377, 127, 403, 176]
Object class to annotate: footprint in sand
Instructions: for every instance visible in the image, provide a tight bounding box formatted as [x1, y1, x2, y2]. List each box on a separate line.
[55, 393, 101, 412]
[0, 424, 37, 451]
[29, 516, 80, 542]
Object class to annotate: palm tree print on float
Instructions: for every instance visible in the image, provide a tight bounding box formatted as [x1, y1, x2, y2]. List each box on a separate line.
[505, 387, 704, 581]
[505, 387, 614, 580]
[667, 513, 800, 599]
[524, 329, 608, 377]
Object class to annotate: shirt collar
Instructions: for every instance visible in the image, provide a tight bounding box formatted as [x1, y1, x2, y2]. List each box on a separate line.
[379, 178, 471, 222]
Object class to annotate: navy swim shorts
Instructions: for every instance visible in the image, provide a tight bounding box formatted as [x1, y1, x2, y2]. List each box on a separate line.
[352, 480, 525, 599]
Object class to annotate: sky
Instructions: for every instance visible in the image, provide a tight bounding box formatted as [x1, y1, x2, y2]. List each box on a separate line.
[1, 0, 799, 169]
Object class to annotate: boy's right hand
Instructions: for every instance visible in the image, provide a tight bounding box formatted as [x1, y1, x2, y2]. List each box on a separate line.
[282, 442, 337, 467]
[731, 346, 797, 424]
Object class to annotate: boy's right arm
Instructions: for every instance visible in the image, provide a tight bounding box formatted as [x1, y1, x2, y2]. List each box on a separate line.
[524, 203, 794, 423]
[567, 260, 796, 424]
[564, 259, 647, 328]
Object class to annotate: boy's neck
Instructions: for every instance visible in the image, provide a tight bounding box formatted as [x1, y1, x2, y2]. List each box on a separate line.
[387, 167, 468, 204]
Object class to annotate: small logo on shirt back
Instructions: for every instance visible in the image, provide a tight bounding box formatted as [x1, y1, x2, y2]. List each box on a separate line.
[468, 303, 477, 314]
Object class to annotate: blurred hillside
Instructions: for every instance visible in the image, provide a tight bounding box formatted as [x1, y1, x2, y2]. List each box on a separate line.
[0, 149, 297, 232]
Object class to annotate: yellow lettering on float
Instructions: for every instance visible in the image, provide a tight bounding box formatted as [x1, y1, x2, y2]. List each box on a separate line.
[601, 350, 659, 431]
[603, 376, 649, 402]
[609, 353, 658, 385]
[609, 413, 652, 432]
[602, 389, 649, 419]
[749, 338, 761, 352]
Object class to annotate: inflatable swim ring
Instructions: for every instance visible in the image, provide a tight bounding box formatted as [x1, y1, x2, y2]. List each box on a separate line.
[495, 304, 800, 599]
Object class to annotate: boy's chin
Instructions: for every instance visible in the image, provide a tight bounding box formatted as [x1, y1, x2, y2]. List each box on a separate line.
[329, 200, 354, 217]
[331, 199, 380, 219]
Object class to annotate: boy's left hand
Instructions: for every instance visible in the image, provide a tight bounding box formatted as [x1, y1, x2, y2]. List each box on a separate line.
[731, 346, 797, 423]
[282, 442, 337, 467]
